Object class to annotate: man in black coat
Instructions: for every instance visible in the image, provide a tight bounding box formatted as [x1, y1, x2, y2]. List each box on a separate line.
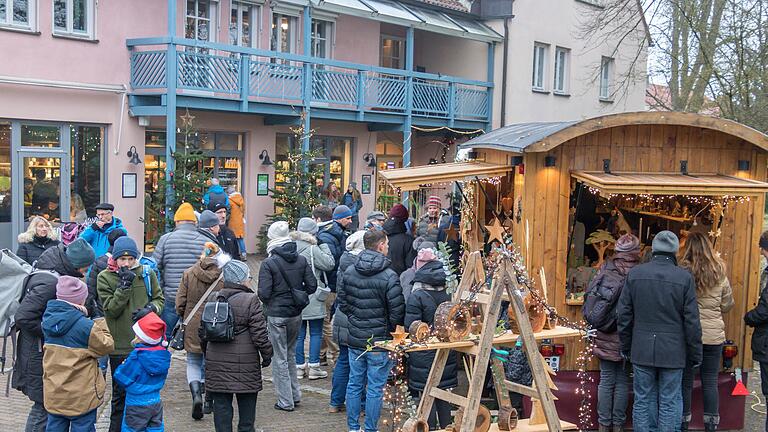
[745, 230, 768, 432]
[618, 231, 702, 432]
[13, 239, 96, 432]
[383, 204, 416, 276]
[208, 202, 242, 260]
[338, 229, 405, 432]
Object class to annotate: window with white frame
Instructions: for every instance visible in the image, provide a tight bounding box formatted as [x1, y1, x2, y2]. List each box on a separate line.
[380, 36, 404, 69]
[185, 0, 218, 42]
[271, 13, 296, 54]
[53, 0, 94, 38]
[311, 19, 332, 59]
[0, 0, 35, 30]
[554, 46, 570, 94]
[229, 1, 258, 47]
[531, 43, 548, 91]
[600, 56, 615, 100]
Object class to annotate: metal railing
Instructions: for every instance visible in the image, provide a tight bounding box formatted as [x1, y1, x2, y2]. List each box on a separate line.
[128, 37, 492, 123]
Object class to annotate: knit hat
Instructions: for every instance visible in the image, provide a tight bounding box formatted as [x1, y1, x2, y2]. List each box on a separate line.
[210, 178, 220, 186]
[56, 275, 88, 305]
[366, 211, 386, 222]
[208, 201, 227, 213]
[297, 217, 318, 235]
[416, 248, 438, 270]
[427, 195, 442, 208]
[223, 259, 250, 283]
[413, 237, 435, 251]
[267, 221, 291, 254]
[199, 210, 219, 229]
[174, 202, 197, 223]
[652, 230, 680, 254]
[615, 233, 640, 253]
[113, 236, 139, 259]
[227, 186, 236, 195]
[345, 230, 366, 255]
[389, 203, 409, 221]
[66, 238, 95, 269]
[108, 228, 128, 246]
[95, 202, 114, 212]
[333, 205, 353, 220]
[132, 312, 167, 346]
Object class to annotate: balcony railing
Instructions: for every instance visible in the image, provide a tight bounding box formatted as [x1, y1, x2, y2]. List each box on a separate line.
[127, 37, 492, 124]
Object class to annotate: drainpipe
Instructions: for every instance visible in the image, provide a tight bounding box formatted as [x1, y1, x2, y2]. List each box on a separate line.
[500, 16, 509, 127]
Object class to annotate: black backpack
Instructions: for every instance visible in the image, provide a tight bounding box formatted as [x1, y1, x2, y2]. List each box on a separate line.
[582, 260, 626, 333]
[199, 293, 234, 343]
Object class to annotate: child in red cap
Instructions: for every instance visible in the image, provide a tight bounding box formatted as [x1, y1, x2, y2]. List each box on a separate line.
[113, 312, 171, 432]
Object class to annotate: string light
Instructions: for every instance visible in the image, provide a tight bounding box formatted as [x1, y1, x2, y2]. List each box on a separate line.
[411, 125, 486, 135]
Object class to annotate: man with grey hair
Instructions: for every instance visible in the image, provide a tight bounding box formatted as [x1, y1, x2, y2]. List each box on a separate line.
[203, 178, 229, 208]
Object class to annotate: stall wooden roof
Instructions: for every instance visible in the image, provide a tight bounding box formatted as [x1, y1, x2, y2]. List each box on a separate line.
[572, 171, 768, 196]
[378, 161, 510, 191]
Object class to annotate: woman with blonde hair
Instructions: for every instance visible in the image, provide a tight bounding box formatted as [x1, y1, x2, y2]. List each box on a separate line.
[16, 216, 60, 265]
[678, 232, 734, 431]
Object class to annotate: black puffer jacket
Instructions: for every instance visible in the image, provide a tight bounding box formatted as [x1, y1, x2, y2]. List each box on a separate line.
[257, 242, 317, 318]
[333, 251, 358, 347]
[338, 249, 405, 350]
[204, 282, 273, 393]
[383, 218, 416, 276]
[16, 235, 59, 266]
[404, 261, 457, 391]
[618, 254, 702, 368]
[745, 267, 768, 362]
[317, 221, 346, 291]
[217, 225, 242, 261]
[12, 244, 84, 403]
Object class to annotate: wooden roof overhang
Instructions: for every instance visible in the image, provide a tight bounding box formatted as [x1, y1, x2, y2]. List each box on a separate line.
[572, 171, 768, 196]
[378, 161, 511, 191]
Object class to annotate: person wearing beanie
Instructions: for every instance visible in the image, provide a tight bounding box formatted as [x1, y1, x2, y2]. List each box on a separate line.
[97, 235, 164, 432]
[80, 202, 125, 258]
[400, 239, 436, 303]
[208, 201, 242, 261]
[585, 233, 641, 432]
[176, 242, 230, 420]
[342, 183, 363, 230]
[13, 239, 97, 432]
[154, 202, 217, 340]
[204, 259, 273, 432]
[746, 230, 768, 432]
[41, 276, 114, 431]
[203, 177, 229, 209]
[416, 196, 450, 244]
[383, 204, 416, 276]
[227, 186, 248, 261]
[364, 211, 386, 231]
[618, 230, 702, 432]
[317, 208, 351, 365]
[258, 221, 317, 412]
[114, 312, 172, 432]
[290, 218, 336, 381]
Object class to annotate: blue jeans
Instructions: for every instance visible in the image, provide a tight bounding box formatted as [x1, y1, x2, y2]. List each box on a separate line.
[236, 238, 247, 255]
[597, 359, 630, 427]
[46, 409, 97, 432]
[633, 364, 683, 432]
[25, 401, 48, 432]
[331, 345, 350, 408]
[296, 319, 324, 365]
[347, 348, 392, 432]
[160, 295, 178, 339]
[186, 352, 205, 383]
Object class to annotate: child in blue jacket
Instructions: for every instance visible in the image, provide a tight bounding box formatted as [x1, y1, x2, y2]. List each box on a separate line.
[114, 312, 171, 432]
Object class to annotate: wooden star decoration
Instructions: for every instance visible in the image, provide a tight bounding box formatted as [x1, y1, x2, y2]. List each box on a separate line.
[180, 109, 196, 128]
[390, 325, 409, 345]
[444, 223, 459, 242]
[485, 217, 506, 245]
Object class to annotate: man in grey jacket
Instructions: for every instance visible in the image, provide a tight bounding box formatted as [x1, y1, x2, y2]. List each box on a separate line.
[152, 203, 215, 336]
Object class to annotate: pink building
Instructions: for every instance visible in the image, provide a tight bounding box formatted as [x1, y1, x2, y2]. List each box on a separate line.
[0, 0, 499, 252]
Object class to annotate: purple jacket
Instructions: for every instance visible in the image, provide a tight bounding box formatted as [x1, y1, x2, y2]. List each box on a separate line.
[592, 252, 639, 362]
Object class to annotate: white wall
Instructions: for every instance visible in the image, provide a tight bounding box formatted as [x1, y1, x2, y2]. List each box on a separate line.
[488, 0, 648, 126]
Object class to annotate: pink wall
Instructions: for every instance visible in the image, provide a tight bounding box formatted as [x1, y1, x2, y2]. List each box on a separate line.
[414, 30, 488, 81]
[332, 14, 380, 65]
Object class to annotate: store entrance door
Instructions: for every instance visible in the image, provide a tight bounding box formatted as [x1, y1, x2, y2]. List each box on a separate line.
[13, 149, 70, 238]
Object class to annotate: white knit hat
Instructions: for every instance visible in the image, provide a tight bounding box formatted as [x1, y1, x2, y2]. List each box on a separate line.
[267, 221, 291, 254]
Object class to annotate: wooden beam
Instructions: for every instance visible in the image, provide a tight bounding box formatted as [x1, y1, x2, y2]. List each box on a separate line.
[430, 388, 468, 407]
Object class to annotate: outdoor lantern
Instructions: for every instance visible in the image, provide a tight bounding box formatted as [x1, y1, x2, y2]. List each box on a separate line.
[511, 156, 523, 166]
[127, 146, 142, 165]
[363, 152, 377, 168]
[544, 155, 556, 167]
[722, 340, 738, 369]
[738, 160, 750, 171]
[680, 160, 689, 175]
[603, 158, 611, 174]
[259, 149, 273, 166]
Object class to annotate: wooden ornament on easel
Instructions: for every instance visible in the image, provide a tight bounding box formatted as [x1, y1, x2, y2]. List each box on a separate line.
[539, 267, 558, 330]
[528, 354, 560, 426]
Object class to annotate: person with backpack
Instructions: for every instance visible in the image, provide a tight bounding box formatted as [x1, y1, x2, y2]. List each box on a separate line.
[80, 203, 125, 258]
[41, 276, 114, 432]
[203, 178, 229, 209]
[583, 233, 641, 432]
[13, 238, 96, 432]
[258, 221, 317, 412]
[291, 218, 336, 380]
[679, 232, 734, 432]
[202, 260, 273, 432]
[745, 230, 768, 432]
[176, 242, 229, 420]
[404, 247, 457, 430]
[16, 216, 60, 266]
[113, 312, 171, 432]
[97, 236, 164, 432]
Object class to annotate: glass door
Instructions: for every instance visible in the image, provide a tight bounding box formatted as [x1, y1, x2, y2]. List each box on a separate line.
[17, 152, 69, 231]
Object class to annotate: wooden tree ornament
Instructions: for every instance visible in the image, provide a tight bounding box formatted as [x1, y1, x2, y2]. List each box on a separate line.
[528, 354, 560, 426]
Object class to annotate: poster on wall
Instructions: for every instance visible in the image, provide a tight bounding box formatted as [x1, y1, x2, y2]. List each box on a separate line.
[257, 173, 269, 196]
[361, 175, 371, 194]
[122, 173, 137, 198]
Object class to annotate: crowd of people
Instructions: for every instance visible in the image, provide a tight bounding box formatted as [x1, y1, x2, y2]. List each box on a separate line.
[11, 182, 768, 432]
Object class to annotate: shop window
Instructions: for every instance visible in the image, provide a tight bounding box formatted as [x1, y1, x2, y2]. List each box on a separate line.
[375, 139, 403, 210]
[54, 0, 95, 39]
[70, 126, 102, 222]
[276, 133, 350, 191]
[0, 122, 11, 247]
[21, 125, 60, 148]
[0, 0, 36, 31]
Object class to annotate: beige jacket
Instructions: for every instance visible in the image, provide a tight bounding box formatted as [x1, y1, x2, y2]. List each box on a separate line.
[697, 277, 734, 345]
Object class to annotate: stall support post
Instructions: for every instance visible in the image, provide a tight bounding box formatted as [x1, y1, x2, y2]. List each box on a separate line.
[164, 0, 178, 224]
[302, 6, 312, 152]
[486, 42, 495, 131]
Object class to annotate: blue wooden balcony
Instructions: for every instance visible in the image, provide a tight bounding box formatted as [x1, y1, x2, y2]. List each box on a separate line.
[127, 37, 492, 129]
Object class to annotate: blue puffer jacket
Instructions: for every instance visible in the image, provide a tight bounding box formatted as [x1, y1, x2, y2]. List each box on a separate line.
[317, 221, 346, 291]
[114, 344, 171, 432]
[79, 217, 124, 258]
[203, 184, 229, 208]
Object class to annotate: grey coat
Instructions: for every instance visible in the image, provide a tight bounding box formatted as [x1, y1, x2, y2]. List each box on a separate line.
[292, 231, 336, 321]
[152, 223, 215, 300]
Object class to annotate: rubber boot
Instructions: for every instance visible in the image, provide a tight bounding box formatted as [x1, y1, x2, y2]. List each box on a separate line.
[202, 382, 212, 415]
[190, 381, 204, 420]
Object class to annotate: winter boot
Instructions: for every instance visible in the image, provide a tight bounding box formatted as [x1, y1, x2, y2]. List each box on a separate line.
[202, 382, 212, 415]
[611, 426, 624, 432]
[308, 363, 328, 380]
[704, 423, 717, 432]
[297, 363, 307, 379]
[190, 381, 204, 420]
[598, 425, 610, 432]
[680, 421, 689, 431]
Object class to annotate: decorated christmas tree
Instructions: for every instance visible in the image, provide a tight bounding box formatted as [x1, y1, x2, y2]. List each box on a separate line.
[167, 110, 211, 227]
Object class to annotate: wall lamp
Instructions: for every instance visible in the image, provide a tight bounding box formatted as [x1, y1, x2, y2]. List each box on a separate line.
[511, 156, 523, 166]
[544, 155, 557, 167]
[680, 160, 689, 175]
[738, 160, 750, 171]
[259, 149, 273, 166]
[603, 159, 611, 174]
[363, 152, 377, 168]
[127, 146, 142, 165]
